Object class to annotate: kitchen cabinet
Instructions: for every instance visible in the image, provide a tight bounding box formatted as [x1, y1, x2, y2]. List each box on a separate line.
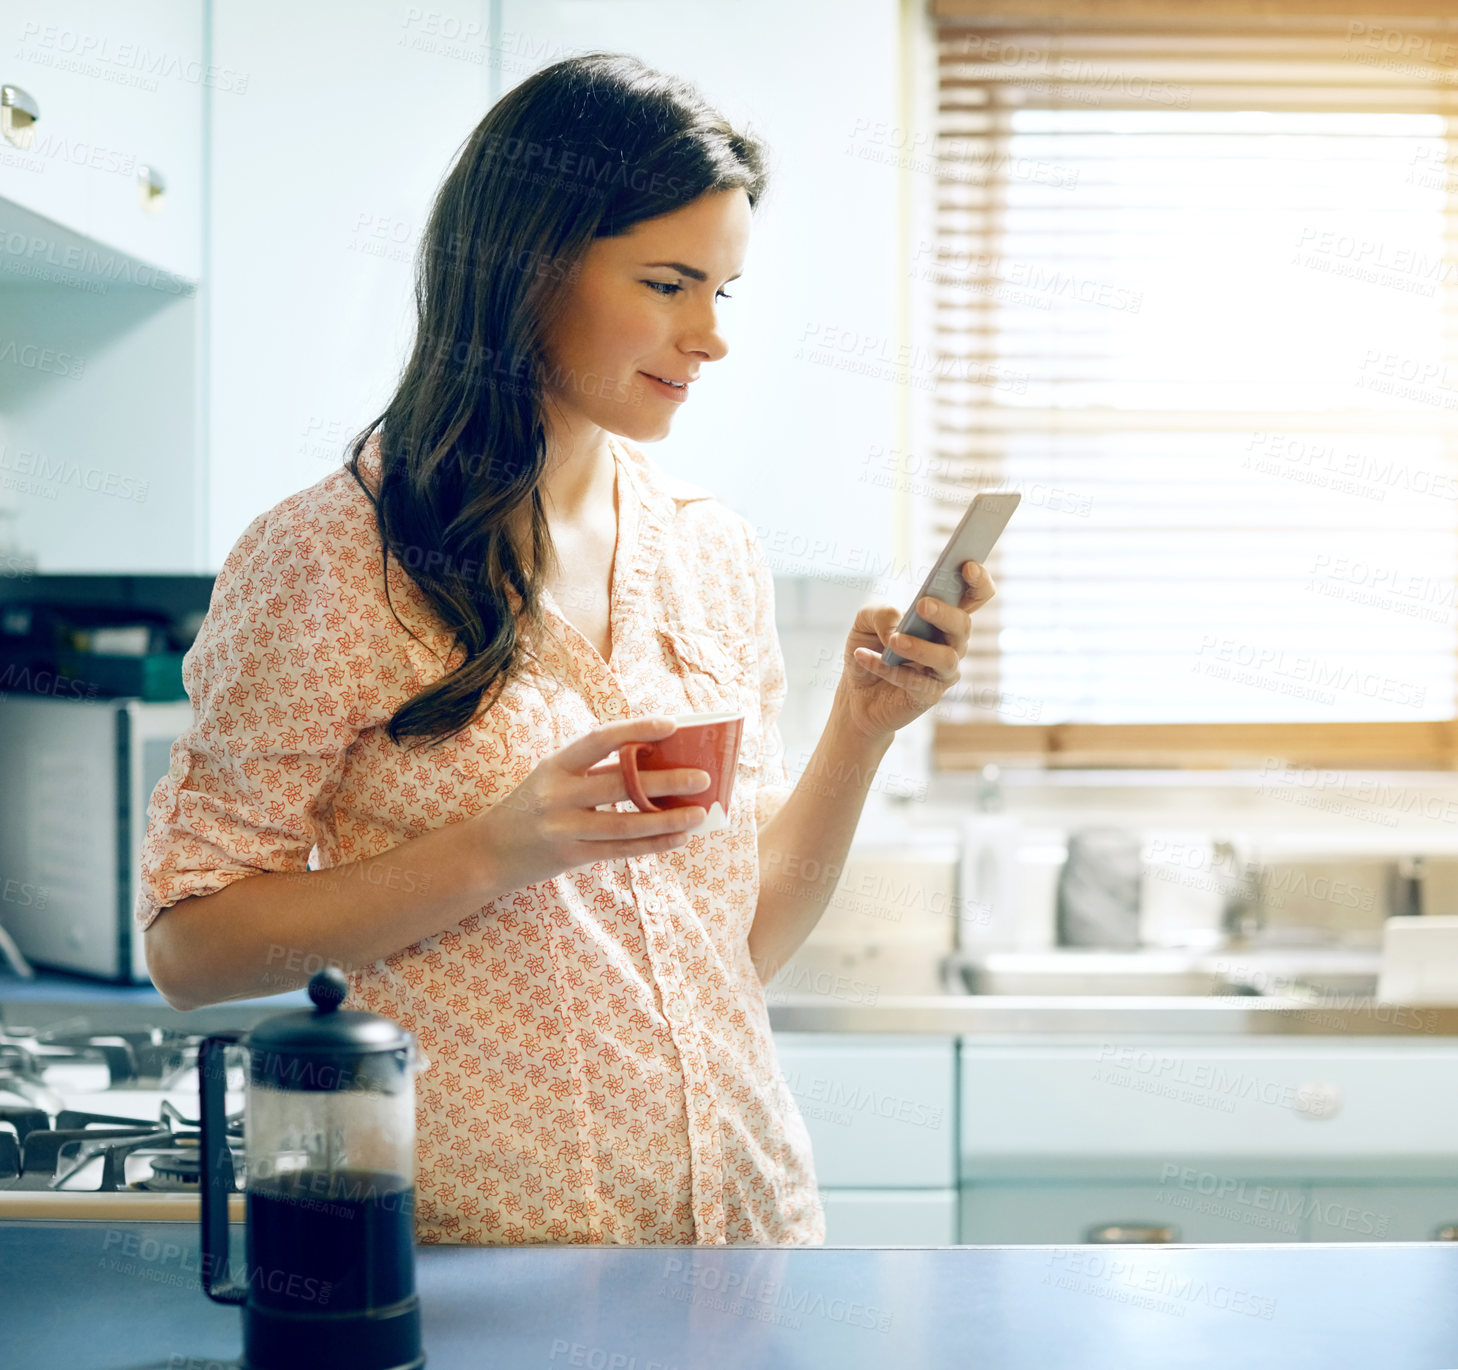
[1305, 1185, 1458, 1242]
[0, 0, 203, 281]
[3, 0, 489, 573]
[961, 1180, 1311, 1245]
[85, 0, 205, 283]
[0, 17, 94, 245]
[819, 1188, 958, 1245]
[775, 1033, 956, 1245]
[0, 1, 204, 574]
[776, 1032, 1458, 1244]
[959, 1037, 1458, 1245]
[961, 1181, 1458, 1245]
[960, 1039, 1458, 1177]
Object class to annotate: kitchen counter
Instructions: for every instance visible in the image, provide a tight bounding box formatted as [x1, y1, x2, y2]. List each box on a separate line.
[2, 1218, 1456, 1368]
[5, 967, 1457, 1038]
[765, 993, 1458, 1037]
[0, 965, 308, 1032]
[4, 988, 1458, 1039]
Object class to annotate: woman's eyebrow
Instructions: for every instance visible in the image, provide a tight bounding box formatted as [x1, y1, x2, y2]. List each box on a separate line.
[641, 260, 742, 283]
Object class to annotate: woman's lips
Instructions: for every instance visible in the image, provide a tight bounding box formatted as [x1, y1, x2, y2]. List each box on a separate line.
[641, 372, 690, 404]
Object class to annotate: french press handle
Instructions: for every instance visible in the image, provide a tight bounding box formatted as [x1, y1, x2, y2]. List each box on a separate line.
[198, 1032, 246, 1305]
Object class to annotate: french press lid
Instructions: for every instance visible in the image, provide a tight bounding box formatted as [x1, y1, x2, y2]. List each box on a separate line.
[247, 966, 412, 1091]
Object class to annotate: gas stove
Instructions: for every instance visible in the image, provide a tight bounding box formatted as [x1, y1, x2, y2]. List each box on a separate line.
[0, 1013, 247, 1220]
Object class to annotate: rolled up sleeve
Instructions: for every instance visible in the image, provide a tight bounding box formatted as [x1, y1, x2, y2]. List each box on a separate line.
[134, 506, 366, 931]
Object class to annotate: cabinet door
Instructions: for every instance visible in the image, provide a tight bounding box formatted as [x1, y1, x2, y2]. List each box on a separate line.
[960, 1181, 1309, 1245]
[960, 1040, 1458, 1177]
[0, 7, 96, 241]
[819, 1189, 958, 1245]
[86, 0, 203, 281]
[774, 1035, 956, 1187]
[1306, 1185, 1458, 1242]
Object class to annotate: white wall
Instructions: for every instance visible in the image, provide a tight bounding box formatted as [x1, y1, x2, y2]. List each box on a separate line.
[207, 0, 493, 565]
[495, 0, 903, 574]
[208, 0, 906, 580]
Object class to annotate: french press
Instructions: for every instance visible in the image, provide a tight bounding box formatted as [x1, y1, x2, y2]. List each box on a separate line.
[198, 966, 425, 1370]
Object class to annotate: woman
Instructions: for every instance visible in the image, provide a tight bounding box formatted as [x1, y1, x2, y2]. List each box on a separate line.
[138, 52, 993, 1245]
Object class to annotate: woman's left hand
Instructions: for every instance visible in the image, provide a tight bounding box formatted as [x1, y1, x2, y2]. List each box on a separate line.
[837, 560, 996, 746]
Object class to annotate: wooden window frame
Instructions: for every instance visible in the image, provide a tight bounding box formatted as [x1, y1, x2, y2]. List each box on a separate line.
[925, 1, 1458, 770]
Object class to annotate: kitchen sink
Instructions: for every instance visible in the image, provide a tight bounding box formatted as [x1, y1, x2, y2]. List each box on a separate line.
[941, 948, 1380, 999]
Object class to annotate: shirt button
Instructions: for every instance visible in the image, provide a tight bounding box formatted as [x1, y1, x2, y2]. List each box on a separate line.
[603, 698, 623, 716]
[644, 896, 662, 913]
[664, 997, 688, 1024]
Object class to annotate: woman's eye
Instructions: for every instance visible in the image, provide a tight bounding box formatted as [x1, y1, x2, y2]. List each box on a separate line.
[645, 281, 734, 300]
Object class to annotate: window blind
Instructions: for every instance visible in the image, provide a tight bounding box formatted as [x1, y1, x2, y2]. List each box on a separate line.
[923, 12, 1458, 743]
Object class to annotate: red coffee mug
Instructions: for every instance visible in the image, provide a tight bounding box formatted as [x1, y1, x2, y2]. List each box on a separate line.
[617, 711, 744, 833]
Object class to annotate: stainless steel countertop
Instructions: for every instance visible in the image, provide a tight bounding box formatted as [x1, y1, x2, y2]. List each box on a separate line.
[3, 993, 1457, 1038]
[5, 1218, 1458, 1369]
[765, 994, 1458, 1037]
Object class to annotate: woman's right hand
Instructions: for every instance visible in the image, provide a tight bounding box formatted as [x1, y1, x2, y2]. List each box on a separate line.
[476, 715, 713, 889]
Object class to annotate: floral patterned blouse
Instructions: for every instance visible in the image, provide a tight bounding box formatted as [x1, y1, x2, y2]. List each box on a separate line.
[135, 428, 825, 1246]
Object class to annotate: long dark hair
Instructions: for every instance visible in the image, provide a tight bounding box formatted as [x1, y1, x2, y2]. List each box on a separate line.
[344, 52, 770, 752]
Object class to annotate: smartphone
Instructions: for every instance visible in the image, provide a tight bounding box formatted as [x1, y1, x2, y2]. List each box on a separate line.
[881, 491, 1021, 667]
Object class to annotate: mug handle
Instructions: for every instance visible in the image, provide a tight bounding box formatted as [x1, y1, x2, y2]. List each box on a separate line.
[199, 1032, 246, 1305]
[617, 741, 662, 814]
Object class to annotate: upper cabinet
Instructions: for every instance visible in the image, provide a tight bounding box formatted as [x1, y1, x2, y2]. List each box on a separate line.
[0, 1, 203, 283]
[0, 4, 205, 574]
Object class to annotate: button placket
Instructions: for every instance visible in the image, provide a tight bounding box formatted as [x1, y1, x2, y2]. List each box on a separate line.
[664, 902, 727, 1241]
[628, 865, 724, 1241]
[614, 460, 729, 1241]
[631, 879, 688, 1023]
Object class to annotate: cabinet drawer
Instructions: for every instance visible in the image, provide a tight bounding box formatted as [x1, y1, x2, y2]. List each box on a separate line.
[961, 1041, 1458, 1175]
[1306, 1185, 1458, 1242]
[774, 1034, 955, 1187]
[960, 1180, 1308, 1245]
[819, 1189, 958, 1245]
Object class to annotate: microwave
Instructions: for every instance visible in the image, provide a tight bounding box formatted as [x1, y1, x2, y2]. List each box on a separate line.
[0, 695, 194, 983]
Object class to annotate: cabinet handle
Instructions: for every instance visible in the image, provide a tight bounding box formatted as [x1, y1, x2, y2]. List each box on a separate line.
[1434, 1225, 1458, 1242]
[137, 164, 167, 211]
[1, 84, 38, 151]
[1085, 1223, 1180, 1244]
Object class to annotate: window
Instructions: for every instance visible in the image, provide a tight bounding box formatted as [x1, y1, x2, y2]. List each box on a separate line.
[925, 5, 1458, 765]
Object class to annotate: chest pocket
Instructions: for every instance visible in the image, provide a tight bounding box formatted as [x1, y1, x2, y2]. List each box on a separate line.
[655, 621, 763, 778]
